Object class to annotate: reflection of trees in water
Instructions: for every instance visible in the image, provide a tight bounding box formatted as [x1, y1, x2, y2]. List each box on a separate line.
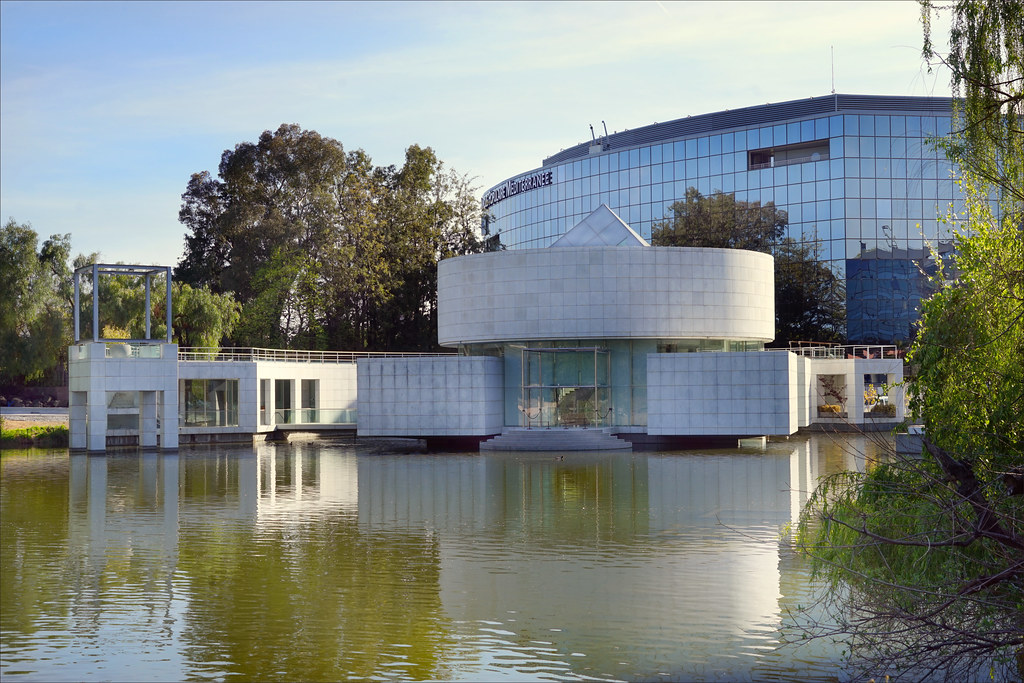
[170, 449, 453, 681]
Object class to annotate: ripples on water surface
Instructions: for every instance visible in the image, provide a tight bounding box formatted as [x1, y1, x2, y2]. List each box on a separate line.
[0, 435, 887, 681]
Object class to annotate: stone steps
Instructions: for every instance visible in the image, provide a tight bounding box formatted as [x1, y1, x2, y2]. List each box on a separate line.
[480, 428, 631, 452]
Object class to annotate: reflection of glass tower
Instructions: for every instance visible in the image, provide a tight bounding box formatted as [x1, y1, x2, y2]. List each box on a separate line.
[483, 94, 962, 343]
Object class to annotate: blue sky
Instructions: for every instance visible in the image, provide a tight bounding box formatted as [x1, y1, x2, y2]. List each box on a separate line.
[1, 1, 951, 266]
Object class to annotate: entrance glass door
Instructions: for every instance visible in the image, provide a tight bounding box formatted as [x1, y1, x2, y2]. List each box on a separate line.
[521, 348, 611, 427]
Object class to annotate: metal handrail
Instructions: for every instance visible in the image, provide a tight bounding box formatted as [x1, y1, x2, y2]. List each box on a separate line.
[178, 347, 454, 363]
[769, 344, 901, 359]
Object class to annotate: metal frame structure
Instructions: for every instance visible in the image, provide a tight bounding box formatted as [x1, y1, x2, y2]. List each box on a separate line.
[73, 264, 172, 343]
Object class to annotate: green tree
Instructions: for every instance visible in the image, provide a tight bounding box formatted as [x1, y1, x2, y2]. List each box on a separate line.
[176, 126, 486, 351]
[774, 238, 847, 344]
[651, 187, 787, 251]
[651, 189, 846, 344]
[798, 3, 1023, 679]
[0, 220, 71, 385]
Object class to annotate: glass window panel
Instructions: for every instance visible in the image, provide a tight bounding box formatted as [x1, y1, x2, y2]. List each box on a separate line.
[816, 179, 830, 199]
[685, 138, 697, 158]
[640, 146, 651, 165]
[874, 115, 890, 136]
[788, 121, 801, 142]
[629, 148, 640, 167]
[697, 177, 711, 194]
[734, 172, 748, 191]
[860, 136, 875, 157]
[845, 115, 859, 136]
[600, 173, 610, 192]
[937, 116, 951, 137]
[859, 115, 875, 136]
[652, 182, 663, 202]
[801, 163, 816, 183]
[775, 166, 788, 185]
[697, 157, 710, 176]
[922, 116, 937, 136]
[651, 145, 661, 164]
[721, 174, 735, 192]
[710, 155, 722, 174]
[723, 153, 735, 173]
[775, 185, 789, 205]
[710, 134, 722, 155]
[734, 131, 748, 151]
[846, 198, 861, 217]
[761, 187, 775, 203]
[875, 179, 891, 197]
[722, 133, 734, 154]
[846, 136, 860, 157]
[746, 129, 759, 149]
[698, 136, 710, 157]
[674, 140, 686, 160]
[686, 159, 698, 179]
[861, 198, 876, 218]
[876, 199, 892, 219]
[875, 159, 891, 178]
[652, 164, 662, 184]
[663, 162, 675, 182]
[662, 142, 673, 162]
[830, 115, 844, 137]
[831, 199, 844, 219]
[773, 124, 786, 144]
[629, 187, 640, 204]
[817, 200, 830, 221]
[640, 185, 652, 203]
[640, 166, 651, 184]
[874, 137, 891, 156]
[760, 127, 773, 147]
[608, 152, 619, 173]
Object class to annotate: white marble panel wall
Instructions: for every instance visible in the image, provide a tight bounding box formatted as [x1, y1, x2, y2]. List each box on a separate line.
[357, 357, 503, 437]
[647, 351, 799, 436]
[68, 343, 178, 450]
[438, 246, 774, 346]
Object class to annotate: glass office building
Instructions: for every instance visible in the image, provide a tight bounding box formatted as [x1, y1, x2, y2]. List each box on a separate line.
[482, 94, 962, 343]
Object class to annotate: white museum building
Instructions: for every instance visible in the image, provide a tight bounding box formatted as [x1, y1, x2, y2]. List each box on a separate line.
[68, 207, 905, 452]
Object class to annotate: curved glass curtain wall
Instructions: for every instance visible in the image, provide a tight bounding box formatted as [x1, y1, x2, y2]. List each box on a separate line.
[461, 339, 765, 427]
[485, 112, 962, 343]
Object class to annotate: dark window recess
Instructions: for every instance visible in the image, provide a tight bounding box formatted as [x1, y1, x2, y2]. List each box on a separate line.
[748, 139, 830, 170]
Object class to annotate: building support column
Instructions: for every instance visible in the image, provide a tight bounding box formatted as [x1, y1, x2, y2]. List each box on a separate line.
[70, 391, 87, 450]
[160, 388, 178, 449]
[140, 391, 158, 447]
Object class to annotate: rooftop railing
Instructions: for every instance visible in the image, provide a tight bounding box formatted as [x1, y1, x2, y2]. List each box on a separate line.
[770, 343, 902, 359]
[177, 347, 454, 363]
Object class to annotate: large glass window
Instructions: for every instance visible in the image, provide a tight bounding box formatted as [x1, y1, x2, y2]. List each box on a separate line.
[180, 379, 238, 427]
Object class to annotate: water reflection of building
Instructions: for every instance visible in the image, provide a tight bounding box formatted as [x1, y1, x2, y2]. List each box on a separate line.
[61, 440, 872, 679]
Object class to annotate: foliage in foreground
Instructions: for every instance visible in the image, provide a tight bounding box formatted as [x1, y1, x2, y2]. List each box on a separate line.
[798, 186, 1023, 681]
[796, 5, 1024, 678]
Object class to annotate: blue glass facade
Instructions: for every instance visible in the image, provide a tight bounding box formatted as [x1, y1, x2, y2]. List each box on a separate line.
[482, 95, 962, 343]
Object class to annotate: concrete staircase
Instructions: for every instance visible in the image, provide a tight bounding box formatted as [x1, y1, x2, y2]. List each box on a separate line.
[480, 428, 631, 452]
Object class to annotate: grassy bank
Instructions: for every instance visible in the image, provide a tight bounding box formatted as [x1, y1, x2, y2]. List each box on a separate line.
[0, 423, 69, 448]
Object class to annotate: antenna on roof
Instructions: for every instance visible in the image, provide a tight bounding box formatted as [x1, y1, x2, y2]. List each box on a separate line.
[589, 124, 596, 143]
[602, 121, 609, 138]
[831, 45, 836, 94]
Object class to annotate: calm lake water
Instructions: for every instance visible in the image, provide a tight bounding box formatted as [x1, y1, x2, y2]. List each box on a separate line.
[1, 434, 889, 682]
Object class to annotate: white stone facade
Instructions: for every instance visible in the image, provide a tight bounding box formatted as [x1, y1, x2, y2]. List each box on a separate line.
[357, 357, 503, 437]
[438, 246, 774, 345]
[647, 351, 801, 436]
[68, 342, 179, 451]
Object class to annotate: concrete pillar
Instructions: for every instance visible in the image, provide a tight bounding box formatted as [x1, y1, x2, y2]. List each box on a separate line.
[86, 378, 107, 452]
[160, 389, 178, 449]
[70, 391, 88, 450]
[140, 391, 158, 447]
